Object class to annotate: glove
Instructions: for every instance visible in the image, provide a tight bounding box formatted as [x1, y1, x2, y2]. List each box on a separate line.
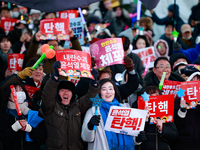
[173, 41, 182, 51]
[124, 56, 134, 72]
[11, 121, 22, 132]
[18, 67, 36, 79]
[24, 124, 32, 132]
[87, 115, 100, 130]
[136, 131, 147, 142]
[90, 68, 99, 86]
[91, 57, 96, 68]
[180, 65, 199, 76]
[53, 61, 61, 77]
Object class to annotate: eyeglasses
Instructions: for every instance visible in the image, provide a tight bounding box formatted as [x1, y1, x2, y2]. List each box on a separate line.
[155, 66, 171, 70]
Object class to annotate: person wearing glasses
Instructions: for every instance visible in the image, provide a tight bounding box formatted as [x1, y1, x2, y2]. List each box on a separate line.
[143, 57, 185, 88]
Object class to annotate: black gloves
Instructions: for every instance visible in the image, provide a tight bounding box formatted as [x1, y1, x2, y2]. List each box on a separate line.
[180, 65, 199, 76]
[88, 115, 100, 130]
[53, 61, 61, 78]
[90, 68, 99, 87]
[136, 131, 147, 142]
[173, 41, 182, 51]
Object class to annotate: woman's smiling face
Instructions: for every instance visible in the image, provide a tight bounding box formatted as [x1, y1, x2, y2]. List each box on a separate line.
[100, 82, 115, 102]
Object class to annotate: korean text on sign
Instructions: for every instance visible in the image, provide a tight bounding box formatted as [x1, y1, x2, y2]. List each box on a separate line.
[104, 106, 147, 136]
[40, 18, 70, 40]
[0, 18, 17, 32]
[8, 53, 24, 72]
[138, 94, 174, 124]
[132, 46, 156, 68]
[162, 80, 181, 96]
[89, 38, 124, 68]
[58, 10, 78, 19]
[56, 49, 93, 78]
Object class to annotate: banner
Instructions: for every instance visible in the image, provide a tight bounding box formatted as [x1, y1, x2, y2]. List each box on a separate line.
[104, 106, 147, 136]
[138, 95, 174, 124]
[58, 10, 78, 19]
[24, 85, 40, 99]
[89, 38, 124, 68]
[0, 17, 17, 32]
[56, 49, 92, 78]
[68, 76, 80, 86]
[8, 53, 24, 72]
[40, 18, 70, 40]
[132, 46, 155, 68]
[162, 80, 181, 96]
[64, 17, 84, 48]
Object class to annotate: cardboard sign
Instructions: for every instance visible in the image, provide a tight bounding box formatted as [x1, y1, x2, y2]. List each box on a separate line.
[89, 38, 124, 68]
[24, 85, 40, 99]
[132, 46, 156, 68]
[104, 106, 147, 136]
[58, 10, 78, 19]
[0, 18, 17, 32]
[64, 17, 84, 48]
[138, 95, 174, 124]
[40, 18, 70, 40]
[68, 76, 80, 86]
[180, 81, 200, 109]
[8, 53, 24, 72]
[56, 49, 92, 78]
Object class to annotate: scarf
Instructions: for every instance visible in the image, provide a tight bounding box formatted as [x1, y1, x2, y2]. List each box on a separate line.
[100, 98, 135, 150]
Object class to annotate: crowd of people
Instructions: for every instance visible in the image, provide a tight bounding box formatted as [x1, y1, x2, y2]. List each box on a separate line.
[0, 1, 200, 150]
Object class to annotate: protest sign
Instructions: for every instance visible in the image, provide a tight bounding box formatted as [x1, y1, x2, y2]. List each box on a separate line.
[138, 94, 174, 124]
[24, 85, 40, 99]
[8, 53, 24, 72]
[132, 46, 156, 68]
[56, 49, 92, 78]
[89, 38, 124, 68]
[40, 18, 70, 40]
[68, 76, 80, 86]
[64, 17, 84, 48]
[104, 106, 147, 136]
[58, 10, 78, 19]
[162, 80, 181, 96]
[0, 18, 17, 33]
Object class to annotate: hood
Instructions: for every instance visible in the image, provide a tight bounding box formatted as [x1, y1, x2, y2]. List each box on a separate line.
[168, 4, 179, 19]
[154, 39, 169, 60]
[169, 53, 190, 69]
[187, 72, 200, 81]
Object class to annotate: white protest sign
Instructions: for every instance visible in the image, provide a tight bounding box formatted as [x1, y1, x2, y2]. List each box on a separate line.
[104, 106, 147, 136]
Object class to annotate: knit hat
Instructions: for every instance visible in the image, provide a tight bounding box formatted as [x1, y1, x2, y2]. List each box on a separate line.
[57, 80, 75, 92]
[169, 53, 190, 69]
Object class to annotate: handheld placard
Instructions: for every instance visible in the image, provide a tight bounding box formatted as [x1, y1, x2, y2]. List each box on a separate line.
[141, 92, 150, 107]
[32, 44, 55, 69]
[177, 88, 185, 108]
[90, 94, 104, 130]
[10, 85, 22, 119]
[159, 72, 166, 90]
[143, 57, 150, 76]
[172, 30, 179, 42]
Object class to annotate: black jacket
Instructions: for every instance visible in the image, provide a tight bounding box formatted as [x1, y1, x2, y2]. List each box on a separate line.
[143, 71, 185, 88]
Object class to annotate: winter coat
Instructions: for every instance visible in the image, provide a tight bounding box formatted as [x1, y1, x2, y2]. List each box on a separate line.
[0, 104, 46, 150]
[41, 77, 99, 150]
[26, 35, 82, 74]
[154, 39, 169, 60]
[143, 71, 185, 88]
[172, 98, 200, 150]
[81, 107, 109, 150]
[137, 120, 178, 150]
[188, 3, 200, 26]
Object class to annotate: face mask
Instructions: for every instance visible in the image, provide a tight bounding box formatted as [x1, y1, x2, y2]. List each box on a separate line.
[16, 91, 26, 103]
[182, 35, 192, 40]
[12, 11, 20, 18]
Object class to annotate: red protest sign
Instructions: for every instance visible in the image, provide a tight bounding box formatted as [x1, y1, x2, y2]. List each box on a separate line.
[180, 81, 200, 109]
[56, 49, 92, 78]
[68, 77, 80, 86]
[138, 95, 174, 124]
[89, 38, 124, 68]
[24, 85, 40, 99]
[58, 10, 78, 19]
[40, 18, 70, 40]
[162, 80, 181, 96]
[8, 53, 24, 72]
[0, 18, 17, 32]
[132, 46, 156, 68]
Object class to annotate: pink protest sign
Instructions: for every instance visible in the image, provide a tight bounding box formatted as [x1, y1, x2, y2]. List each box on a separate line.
[56, 49, 92, 78]
[8, 53, 24, 72]
[40, 18, 70, 40]
[89, 38, 124, 68]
